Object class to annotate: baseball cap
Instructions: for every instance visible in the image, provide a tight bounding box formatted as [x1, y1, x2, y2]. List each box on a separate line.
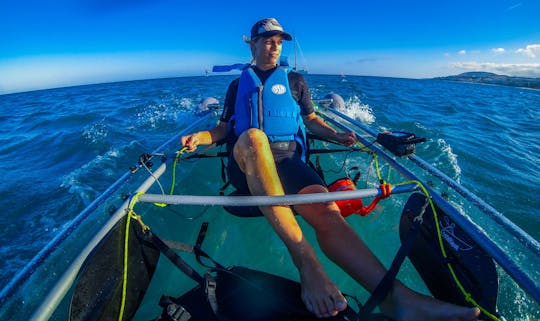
[250, 18, 292, 41]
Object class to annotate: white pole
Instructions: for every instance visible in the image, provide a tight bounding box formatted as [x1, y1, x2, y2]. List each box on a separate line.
[137, 184, 417, 206]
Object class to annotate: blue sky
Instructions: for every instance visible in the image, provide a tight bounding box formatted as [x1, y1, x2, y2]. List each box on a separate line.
[1, 0, 539, 94]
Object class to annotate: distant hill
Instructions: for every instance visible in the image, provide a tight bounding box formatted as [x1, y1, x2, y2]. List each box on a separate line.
[434, 72, 540, 89]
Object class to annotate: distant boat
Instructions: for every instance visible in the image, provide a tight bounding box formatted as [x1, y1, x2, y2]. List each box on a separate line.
[292, 35, 308, 74]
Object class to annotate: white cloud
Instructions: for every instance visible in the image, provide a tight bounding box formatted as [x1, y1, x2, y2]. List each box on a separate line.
[451, 61, 540, 77]
[458, 50, 467, 55]
[516, 44, 540, 58]
[506, 2, 523, 11]
[491, 48, 505, 54]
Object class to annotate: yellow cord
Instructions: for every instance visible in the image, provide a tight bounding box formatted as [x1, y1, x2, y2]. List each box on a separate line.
[118, 192, 144, 321]
[350, 137, 498, 319]
[351, 141, 384, 184]
[154, 147, 187, 207]
[118, 147, 190, 320]
[168, 149, 185, 195]
[396, 180, 500, 320]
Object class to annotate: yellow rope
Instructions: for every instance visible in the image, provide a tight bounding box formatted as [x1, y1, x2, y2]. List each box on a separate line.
[351, 141, 383, 184]
[396, 180, 500, 320]
[117, 147, 191, 320]
[337, 131, 499, 319]
[117, 192, 144, 321]
[321, 117, 499, 319]
[169, 148, 187, 195]
[154, 147, 188, 207]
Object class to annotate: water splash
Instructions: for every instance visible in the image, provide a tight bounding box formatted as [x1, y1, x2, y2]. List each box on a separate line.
[61, 148, 122, 205]
[137, 103, 170, 128]
[135, 97, 194, 129]
[341, 95, 376, 124]
[82, 120, 110, 144]
[179, 97, 194, 109]
[435, 138, 462, 182]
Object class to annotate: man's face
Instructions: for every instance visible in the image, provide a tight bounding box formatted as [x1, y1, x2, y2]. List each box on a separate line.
[252, 35, 283, 66]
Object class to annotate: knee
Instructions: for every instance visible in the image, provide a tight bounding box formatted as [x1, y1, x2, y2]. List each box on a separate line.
[299, 203, 345, 235]
[237, 128, 270, 153]
[295, 185, 346, 232]
[241, 128, 268, 144]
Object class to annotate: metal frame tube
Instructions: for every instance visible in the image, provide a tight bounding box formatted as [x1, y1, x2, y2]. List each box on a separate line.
[138, 184, 417, 206]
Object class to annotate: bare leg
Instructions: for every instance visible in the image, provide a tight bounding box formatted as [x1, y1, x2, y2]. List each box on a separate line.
[294, 184, 480, 321]
[233, 129, 346, 318]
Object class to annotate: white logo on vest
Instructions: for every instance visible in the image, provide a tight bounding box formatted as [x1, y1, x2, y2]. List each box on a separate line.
[271, 84, 287, 95]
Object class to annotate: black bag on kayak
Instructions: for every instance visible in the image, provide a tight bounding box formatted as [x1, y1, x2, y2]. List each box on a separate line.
[376, 132, 425, 156]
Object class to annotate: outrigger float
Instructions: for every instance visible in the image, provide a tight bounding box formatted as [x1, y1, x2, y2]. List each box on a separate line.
[1, 94, 539, 321]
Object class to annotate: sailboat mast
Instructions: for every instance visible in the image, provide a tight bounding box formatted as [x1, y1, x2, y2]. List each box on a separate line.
[293, 34, 298, 71]
[292, 34, 307, 74]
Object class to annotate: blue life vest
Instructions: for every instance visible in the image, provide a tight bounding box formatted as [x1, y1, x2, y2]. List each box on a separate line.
[233, 67, 306, 147]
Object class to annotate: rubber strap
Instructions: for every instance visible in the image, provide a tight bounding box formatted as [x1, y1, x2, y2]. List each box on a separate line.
[148, 231, 205, 285]
[193, 223, 225, 269]
[205, 273, 219, 315]
[359, 218, 421, 316]
[196, 222, 209, 248]
[220, 157, 227, 184]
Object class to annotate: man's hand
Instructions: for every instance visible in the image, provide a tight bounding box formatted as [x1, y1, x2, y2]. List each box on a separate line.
[180, 133, 199, 152]
[335, 132, 357, 147]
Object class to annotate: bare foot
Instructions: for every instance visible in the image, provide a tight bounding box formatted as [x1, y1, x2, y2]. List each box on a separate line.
[380, 283, 481, 321]
[299, 262, 348, 318]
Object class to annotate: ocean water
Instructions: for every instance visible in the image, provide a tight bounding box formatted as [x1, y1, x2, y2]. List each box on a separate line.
[0, 74, 539, 319]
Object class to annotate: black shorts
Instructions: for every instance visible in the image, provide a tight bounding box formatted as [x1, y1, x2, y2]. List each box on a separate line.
[227, 151, 325, 195]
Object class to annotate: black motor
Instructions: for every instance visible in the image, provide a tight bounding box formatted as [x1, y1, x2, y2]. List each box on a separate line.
[376, 131, 426, 156]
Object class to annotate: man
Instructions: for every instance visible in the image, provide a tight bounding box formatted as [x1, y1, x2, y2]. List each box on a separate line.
[182, 17, 480, 321]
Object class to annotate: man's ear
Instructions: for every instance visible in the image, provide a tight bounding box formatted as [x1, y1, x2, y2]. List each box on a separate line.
[249, 42, 257, 58]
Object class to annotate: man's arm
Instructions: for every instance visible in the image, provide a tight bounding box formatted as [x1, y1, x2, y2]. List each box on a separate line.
[181, 121, 228, 152]
[302, 112, 356, 146]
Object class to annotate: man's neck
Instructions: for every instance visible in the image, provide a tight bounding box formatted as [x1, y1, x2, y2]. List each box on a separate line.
[252, 65, 278, 84]
[255, 63, 277, 71]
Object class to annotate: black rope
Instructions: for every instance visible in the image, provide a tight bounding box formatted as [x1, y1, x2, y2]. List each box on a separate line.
[358, 218, 421, 317]
[148, 231, 205, 285]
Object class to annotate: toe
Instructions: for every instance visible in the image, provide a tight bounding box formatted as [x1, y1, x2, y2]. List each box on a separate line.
[333, 293, 348, 312]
